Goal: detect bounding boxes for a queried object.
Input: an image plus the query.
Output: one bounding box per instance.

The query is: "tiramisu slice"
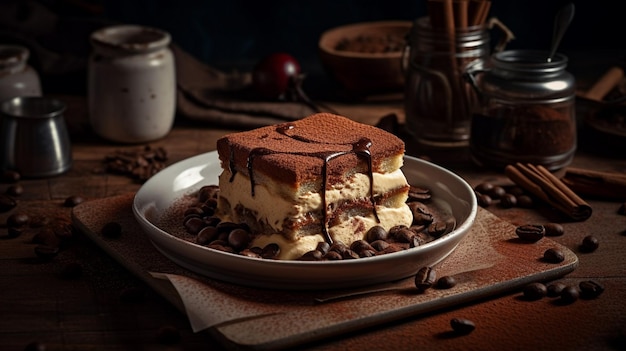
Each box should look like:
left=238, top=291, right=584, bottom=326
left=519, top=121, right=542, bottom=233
left=215, top=113, right=413, bottom=259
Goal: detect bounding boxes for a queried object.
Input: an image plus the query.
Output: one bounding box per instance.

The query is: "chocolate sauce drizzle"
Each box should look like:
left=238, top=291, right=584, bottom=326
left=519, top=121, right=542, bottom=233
left=228, top=122, right=379, bottom=244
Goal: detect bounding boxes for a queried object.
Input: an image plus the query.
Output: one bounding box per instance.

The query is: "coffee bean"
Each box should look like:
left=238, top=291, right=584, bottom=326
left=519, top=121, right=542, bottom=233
left=508, top=186, right=525, bottom=196
left=559, top=285, right=579, bottom=304
left=579, top=280, right=604, bottom=299
left=450, top=318, right=475, bottom=335
left=370, top=239, right=390, bottom=251
left=5, top=184, right=23, bottom=196
left=156, top=325, right=180, bottom=344
left=408, top=185, right=431, bottom=201
left=63, top=195, right=85, bottom=207
left=516, top=195, right=534, bottom=208
left=523, top=282, right=547, bottom=300
left=544, top=223, right=564, bottom=237
left=580, top=235, right=599, bottom=253
left=488, top=185, right=506, bottom=199
left=1, top=170, right=20, bottom=183
left=341, top=249, right=359, bottom=259
left=474, top=182, right=494, bottom=194
left=196, top=226, right=218, bottom=245
left=415, top=266, right=436, bottom=292
left=260, top=243, right=280, bottom=259
left=32, top=228, right=60, bottom=247
left=0, top=193, right=17, bottom=213
left=436, top=275, right=457, bottom=289
left=515, top=224, right=545, bottom=242
left=323, top=250, right=343, bottom=260
left=228, top=228, right=250, bottom=251
left=350, top=239, right=374, bottom=253
left=499, top=193, right=517, bottom=208
left=427, top=221, right=448, bottom=237
left=546, top=282, right=567, bottom=297
left=316, top=241, right=330, bottom=255
left=543, top=248, right=565, bottom=263
left=183, top=216, right=205, bottom=235
left=298, top=250, right=323, bottom=261
left=476, top=192, right=493, bottom=207
left=101, top=221, right=122, bottom=238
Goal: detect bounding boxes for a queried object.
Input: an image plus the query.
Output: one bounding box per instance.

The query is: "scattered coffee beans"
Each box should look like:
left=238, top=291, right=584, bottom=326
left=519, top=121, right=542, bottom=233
left=450, top=318, right=476, bottom=335
left=476, top=192, right=493, bottom=207
left=515, top=224, right=545, bottom=242
left=523, top=282, right=547, bottom=300
left=104, top=145, right=168, bottom=182
left=579, top=280, right=604, bottom=299
left=543, top=248, right=565, bottom=263
left=559, top=285, right=580, bottom=304
left=415, top=266, right=436, bottom=292
left=516, top=195, right=534, bottom=208
left=580, top=235, right=599, bottom=253
left=543, top=223, right=564, bottom=237
left=546, top=282, right=567, bottom=297
left=436, top=275, right=457, bottom=289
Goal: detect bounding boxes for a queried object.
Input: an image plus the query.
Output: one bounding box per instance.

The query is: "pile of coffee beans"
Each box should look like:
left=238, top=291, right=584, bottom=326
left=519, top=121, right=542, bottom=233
left=181, top=185, right=454, bottom=261
left=473, top=182, right=534, bottom=209
left=101, top=145, right=168, bottom=182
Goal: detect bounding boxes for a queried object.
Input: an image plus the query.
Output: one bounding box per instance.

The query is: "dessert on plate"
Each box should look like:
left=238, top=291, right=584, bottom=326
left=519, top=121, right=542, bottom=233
left=215, top=112, right=413, bottom=259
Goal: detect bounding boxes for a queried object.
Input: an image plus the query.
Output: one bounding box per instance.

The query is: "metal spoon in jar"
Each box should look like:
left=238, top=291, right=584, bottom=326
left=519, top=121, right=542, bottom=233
left=548, top=3, right=575, bottom=62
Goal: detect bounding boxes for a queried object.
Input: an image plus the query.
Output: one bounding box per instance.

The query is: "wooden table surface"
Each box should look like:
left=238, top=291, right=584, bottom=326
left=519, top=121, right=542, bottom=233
left=1, top=90, right=625, bottom=351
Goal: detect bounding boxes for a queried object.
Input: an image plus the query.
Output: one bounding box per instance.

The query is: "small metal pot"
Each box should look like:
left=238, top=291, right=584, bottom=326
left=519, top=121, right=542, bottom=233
left=0, top=96, right=72, bottom=177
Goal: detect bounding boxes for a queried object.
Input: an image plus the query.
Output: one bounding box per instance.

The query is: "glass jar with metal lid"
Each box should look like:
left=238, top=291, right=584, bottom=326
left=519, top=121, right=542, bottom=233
left=466, top=49, right=576, bottom=170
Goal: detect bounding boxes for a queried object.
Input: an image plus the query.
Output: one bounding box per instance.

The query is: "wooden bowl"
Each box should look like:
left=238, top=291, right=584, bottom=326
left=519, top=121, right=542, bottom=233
left=318, top=21, right=412, bottom=96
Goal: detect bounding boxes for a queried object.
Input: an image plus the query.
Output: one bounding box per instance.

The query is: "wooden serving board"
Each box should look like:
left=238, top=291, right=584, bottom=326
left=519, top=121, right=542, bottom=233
left=71, top=193, right=578, bottom=350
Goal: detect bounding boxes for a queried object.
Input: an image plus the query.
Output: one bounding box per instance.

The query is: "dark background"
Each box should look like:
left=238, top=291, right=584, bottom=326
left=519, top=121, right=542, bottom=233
left=1, top=0, right=624, bottom=93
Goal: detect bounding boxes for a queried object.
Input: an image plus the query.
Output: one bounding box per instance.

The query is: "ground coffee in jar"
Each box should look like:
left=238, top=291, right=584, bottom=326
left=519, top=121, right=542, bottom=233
left=466, top=50, right=576, bottom=170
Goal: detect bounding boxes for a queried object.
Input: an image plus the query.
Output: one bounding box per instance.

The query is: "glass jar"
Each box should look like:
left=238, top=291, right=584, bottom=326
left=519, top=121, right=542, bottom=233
left=88, top=25, right=176, bottom=143
left=0, top=45, right=42, bottom=102
left=404, top=17, right=512, bottom=147
left=467, top=50, right=576, bottom=170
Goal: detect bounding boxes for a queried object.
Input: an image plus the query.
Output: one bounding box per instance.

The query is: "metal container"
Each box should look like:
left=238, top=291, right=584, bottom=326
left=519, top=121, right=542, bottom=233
left=88, top=25, right=176, bottom=143
left=0, top=97, right=72, bottom=177
left=0, top=45, right=42, bottom=102
left=466, top=49, right=576, bottom=170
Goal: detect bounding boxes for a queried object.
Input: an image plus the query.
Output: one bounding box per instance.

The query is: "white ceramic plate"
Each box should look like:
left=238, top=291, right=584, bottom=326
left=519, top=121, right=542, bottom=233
left=132, top=151, right=477, bottom=290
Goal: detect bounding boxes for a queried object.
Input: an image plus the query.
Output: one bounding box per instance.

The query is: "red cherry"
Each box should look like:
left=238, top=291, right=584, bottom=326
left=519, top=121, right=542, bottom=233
left=252, top=52, right=301, bottom=100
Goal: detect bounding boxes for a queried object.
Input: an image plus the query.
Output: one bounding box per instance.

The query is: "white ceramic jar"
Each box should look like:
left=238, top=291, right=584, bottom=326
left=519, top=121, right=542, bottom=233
left=0, top=45, right=42, bottom=102
left=88, top=25, right=176, bottom=143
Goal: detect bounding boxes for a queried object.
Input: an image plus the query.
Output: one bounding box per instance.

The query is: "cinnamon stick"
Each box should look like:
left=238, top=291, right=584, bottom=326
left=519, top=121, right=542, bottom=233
left=583, top=66, right=624, bottom=102
left=504, top=163, right=592, bottom=221
left=562, top=167, right=626, bottom=200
